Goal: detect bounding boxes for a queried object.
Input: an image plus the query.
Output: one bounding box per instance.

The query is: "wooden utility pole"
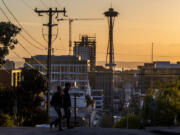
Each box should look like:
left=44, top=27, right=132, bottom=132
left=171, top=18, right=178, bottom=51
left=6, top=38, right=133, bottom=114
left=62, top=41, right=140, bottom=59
left=34, top=8, right=66, bottom=116
left=74, top=94, right=77, bottom=127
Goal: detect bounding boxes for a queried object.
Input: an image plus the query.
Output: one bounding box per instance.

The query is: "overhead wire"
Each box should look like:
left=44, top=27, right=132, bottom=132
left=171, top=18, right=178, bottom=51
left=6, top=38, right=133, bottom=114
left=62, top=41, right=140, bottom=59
left=38, top=0, right=59, bottom=46
left=12, top=50, right=48, bottom=80
left=1, top=1, right=180, bottom=63
left=18, top=42, right=47, bottom=70
left=21, top=0, right=33, bottom=10
left=54, top=0, right=62, bottom=8
left=19, top=0, right=180, bottom=59
left=0, top=4, right=46, bottom=50
left=0, top=4, right=47, bottom=71
left=1, top=0, right=46, bottom=48
left=39, top=0, right=48, bottom=8
left=0, top=6, right=45, bottom=51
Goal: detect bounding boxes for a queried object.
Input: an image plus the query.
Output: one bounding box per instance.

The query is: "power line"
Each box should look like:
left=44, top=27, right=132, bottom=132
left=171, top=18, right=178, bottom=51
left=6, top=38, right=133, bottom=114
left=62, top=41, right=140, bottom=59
left=0, top=4, right=46, bottom=70
left=1, top=3, right=179, bottom=61
left=39, top=0, right=48, bottom=8
left=1, top=4, right=47, bottom=71
left=18, top=41, right=47, bottom=70
left=21, top=0, right=33, bottom=10
left=19, top=33, right=46, bottom=50
left=54, top=0, right=62, bottom=8
left=12, top=51, right=47, bottom=80
left=0, top=6, right=47, bottom=71
left=0, top=4, right=46, bottom=50
left=35, top=7, right=67, bottom=116
left=12, top=50, right=48, bottom=80
left=1, top=0, right=46, bottom=48
left=0, top=5, right=9, bottom=20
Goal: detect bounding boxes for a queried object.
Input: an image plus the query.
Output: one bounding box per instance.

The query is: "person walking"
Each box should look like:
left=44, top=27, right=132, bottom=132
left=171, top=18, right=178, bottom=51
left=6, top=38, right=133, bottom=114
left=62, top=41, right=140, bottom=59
left=50, top=86, right=64, bottom=131
left=63, top=82, right=73, bottom=129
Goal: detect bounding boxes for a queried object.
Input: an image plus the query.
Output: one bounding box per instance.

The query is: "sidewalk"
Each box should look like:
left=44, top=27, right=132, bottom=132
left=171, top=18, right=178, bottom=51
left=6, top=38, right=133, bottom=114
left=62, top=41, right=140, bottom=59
left=146, top=127, right=180, bottom=135
left=0, top=127, right=157, bottom=135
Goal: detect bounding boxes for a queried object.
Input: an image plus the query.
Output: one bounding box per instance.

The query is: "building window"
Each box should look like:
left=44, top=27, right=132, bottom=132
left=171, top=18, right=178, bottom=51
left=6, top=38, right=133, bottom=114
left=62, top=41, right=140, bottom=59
left=58, top=66, right=61, bottom=72
left=64, top=66, right=68, bottom=72
left=70, top=66, right=73, bottom=72
left=61, top=74, right=64, bottom=80
left=61, top=66, right=64, bottom=72
left=74, top=67, right=76, bottom=72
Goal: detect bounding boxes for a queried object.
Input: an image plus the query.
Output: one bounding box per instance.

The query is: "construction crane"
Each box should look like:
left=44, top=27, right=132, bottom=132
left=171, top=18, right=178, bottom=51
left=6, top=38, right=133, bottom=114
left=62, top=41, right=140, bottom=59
left=57, top=18, right=104, bottom=55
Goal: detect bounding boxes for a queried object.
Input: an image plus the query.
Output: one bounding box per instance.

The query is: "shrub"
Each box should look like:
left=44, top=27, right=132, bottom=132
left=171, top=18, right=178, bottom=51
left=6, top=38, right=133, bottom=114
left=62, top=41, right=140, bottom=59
left=100, top=113, right=114, bottom=128
left=23, top=109, right=48, bottom=126
left=114, top=114, right=142, bottom=129
left=0, top=113, right=14, bottom=127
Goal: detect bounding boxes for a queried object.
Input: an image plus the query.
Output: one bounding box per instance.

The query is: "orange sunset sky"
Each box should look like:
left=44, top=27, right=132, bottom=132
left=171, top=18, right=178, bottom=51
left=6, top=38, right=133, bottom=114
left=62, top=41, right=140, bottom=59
left=1, top=0, right=180, bottom=63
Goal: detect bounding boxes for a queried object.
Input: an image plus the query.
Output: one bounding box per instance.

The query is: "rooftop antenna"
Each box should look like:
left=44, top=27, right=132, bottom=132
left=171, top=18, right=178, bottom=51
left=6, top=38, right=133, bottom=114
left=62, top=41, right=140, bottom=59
left=152, top=41, right=154, bottom=63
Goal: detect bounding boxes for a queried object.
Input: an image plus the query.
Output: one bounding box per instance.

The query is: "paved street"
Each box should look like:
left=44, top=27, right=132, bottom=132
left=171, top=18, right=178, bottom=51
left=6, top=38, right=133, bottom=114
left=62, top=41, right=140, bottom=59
left=0, top=127, right=159, bottom=135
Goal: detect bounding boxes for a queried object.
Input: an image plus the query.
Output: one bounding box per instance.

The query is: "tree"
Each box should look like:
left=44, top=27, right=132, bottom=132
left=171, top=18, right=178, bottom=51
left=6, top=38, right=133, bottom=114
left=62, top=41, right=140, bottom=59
left=100, top=113, right=114, bottom=128
left=0, top=84, right=15, bottom=127
left=141, top=79, right=180, bottom=126
left=0, top=113, right=13, bottom=127
left=113, top=114, right=142, bottom=129
left=0, top=22, right=20, bottom=64
left=16, top=68, right=47, bottom=126
left=0, top=88, right=15, bottom=115
left=128, top=95, right=141, bottom=115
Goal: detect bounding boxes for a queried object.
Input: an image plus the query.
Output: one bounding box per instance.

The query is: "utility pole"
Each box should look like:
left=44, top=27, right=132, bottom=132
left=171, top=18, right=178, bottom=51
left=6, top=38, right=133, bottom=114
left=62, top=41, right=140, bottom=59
left=34, top=8, right=66, bottom=116
left=74, top=94, right=77, bottom=127
left=69, top=19, right=73, bottom=55
left=152, top=42, right=154, bottom=63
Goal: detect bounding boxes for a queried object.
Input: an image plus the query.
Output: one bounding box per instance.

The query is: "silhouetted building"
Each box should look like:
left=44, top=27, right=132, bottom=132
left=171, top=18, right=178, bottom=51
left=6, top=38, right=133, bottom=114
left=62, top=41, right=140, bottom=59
left=89, top=66, right=113, bottom=111
left=0, top=59, right=15, bottom=70
left=74, top=35, right=96, bottom=71
left=25, top=55, right=89, bottom=90
left=0, top=70, right=11, bottom=88
left=138, top=61, right=180, bottom=95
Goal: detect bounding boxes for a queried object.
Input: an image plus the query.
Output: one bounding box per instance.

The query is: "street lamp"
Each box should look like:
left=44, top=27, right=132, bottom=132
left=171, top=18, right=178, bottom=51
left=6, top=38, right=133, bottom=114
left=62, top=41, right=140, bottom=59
left=125, top=101, right=129, bottom=129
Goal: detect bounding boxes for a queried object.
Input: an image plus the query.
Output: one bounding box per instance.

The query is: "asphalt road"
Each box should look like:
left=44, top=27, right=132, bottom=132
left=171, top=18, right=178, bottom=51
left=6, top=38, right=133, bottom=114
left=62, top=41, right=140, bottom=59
left=0, top=127, right=159, bottom=135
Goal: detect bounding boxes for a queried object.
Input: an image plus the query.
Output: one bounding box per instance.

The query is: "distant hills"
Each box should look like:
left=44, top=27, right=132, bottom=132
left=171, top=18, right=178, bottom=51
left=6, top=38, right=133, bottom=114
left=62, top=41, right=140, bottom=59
left=96, top=61, right=145, bottom=70
left=15, top=61, right=145, bottom=70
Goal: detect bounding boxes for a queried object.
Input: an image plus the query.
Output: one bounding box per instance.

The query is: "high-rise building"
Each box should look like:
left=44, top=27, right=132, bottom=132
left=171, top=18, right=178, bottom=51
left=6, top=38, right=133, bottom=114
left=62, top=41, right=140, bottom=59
left=89, top=66, right=113, bottom=111
left=74, top=35, right=96, bottom=71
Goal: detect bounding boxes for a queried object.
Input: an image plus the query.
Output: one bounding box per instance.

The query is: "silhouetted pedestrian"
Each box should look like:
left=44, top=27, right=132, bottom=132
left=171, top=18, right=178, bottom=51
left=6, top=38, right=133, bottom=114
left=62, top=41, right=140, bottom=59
left=50, top=86, right=64, bottom=131
left=63, top=82, right=73, bottom=129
